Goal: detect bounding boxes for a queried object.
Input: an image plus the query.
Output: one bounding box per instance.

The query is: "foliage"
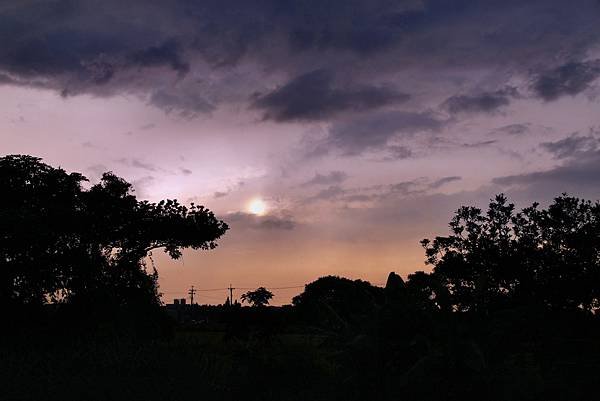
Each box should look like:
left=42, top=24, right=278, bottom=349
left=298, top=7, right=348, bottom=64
left=0, top=154, right=229, bottom=308
left=419, top=193, right=600, bottom=313
left=241, top=287, right=274, bottom=307
left=292, top=276, right=384, bottom=330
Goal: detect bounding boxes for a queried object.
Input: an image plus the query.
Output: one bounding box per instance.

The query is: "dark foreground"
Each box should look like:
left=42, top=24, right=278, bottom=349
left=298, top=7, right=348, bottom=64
left=2, top=306, right=600, bottom=401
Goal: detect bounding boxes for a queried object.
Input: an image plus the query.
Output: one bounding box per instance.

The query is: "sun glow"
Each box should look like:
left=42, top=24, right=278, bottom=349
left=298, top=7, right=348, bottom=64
left=248, top=198, right=267, bottom=215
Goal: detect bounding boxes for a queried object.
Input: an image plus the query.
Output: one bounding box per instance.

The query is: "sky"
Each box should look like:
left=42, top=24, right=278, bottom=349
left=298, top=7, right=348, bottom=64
left=3, top=0, right=600, bottom=304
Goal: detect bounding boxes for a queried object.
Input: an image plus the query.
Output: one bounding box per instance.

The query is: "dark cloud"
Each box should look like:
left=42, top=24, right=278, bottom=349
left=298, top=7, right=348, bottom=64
left=225, top=212, right=296, bottom=230
left=213, top=191, right=229, bottom=198
left=302, top=171, right=348, bottom=186
left=130, top=40, right=189, bottom=76
left=384, top=145, right=413, bottom=160
left=342, top=194, right=374, bottom=203
left=389, top=179, right=422, bottom=196
left=310, top=185, right=346, bottom=201
left=462, top=140, right=497, bottom=148
left=491, top=123, right=531, bottom=136
left=0, top=0, right=600, bottom=115
left=533, top=60, right=600, bottom=101
left=149, top=88, right=214, bottom=117
left=117, top=158, right=158, bottom=172
left=540, top=133, right=598, bottom=159
left=0, top=72, right=15, bottom=84
left=444, top=88, right=517, bottom=114
left=1, top=0, right=600, bottom=116
left=259, top=217, right=296, bottom=230
left=253, top=69, right=409, bottom=122
left=493, top=150, right=600, bottom=198
left=307, top=176, right=461, bottom=204
left=429, top=176, right=462, bottom=189
left=390, top=176, right=460, bottom=195
left=325, top=111, right=444, bottom=156
left=180, top=168, right=193, bottom=175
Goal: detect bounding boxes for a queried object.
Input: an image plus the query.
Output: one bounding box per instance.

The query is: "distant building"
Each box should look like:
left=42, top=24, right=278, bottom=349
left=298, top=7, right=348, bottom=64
left=164, top=298, right=189, bottom=322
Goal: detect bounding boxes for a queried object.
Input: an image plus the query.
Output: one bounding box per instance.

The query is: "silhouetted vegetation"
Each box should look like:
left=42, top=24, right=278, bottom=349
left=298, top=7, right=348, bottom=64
left=2, top=156, right=600, bottom=400
left=0, top=155, right=228, bottom=336
left=418, top=194, right=600, bottom=313
left=241, top=287, right=274, bottom=307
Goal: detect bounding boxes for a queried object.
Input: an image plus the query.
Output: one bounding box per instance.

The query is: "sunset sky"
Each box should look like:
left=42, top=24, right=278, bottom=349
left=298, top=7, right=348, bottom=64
left=3, top=0, right=600, bottom=304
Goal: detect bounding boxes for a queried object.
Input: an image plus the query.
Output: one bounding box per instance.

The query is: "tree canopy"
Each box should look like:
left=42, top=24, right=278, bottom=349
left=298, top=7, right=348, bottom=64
left=0, top=154, right=229, bottom=307
left=417, top=194, right=600, bottom=313
left=241, top=287, right=274, bottom=307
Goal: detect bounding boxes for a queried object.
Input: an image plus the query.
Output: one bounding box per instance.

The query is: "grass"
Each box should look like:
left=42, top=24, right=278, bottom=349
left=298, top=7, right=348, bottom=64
left=0, top=330, right=346, bottom=401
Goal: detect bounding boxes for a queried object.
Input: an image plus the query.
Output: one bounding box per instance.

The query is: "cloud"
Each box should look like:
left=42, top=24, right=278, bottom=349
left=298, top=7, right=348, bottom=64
left=149, top=88, right=214, bottom=118
left=302, top=171, right=348, bottom=186
left=444, top=88, right=517, bottom=114
left=306, top=176, right=461, bottom=204
left=1, top=0, right=600, bottom=120
left=259, top=217, right=296, bottom=230
left=213, top=191, right=229, bottom=198
left=212, top=180, right=245, bottom=199
left=493, top=150, right=600, bottom=198
left=253, top=69, right=409, bottom=122
left=429, top=176, right=462, bottom=189
left=384, top=145, right=413, bottom=160
left=117, top=158, right=159, bottom=172
left=130, top=39, right=189, bottom=76
left=0, top=72, right=15, bottom=84
left=225, top=212, right=296, bottom=230
left=540, top=133, right=599, bottom=159
left=390, top=176, right=461, bottom=194
left=532, top=59, right=600, bottom=101
left=324, top=110, right=444, bottom=156
left=491, top=123, right=531, bottom=136
left=461, top=140, right=497, bottom=148
left=310, top=185, right=347, bottom=201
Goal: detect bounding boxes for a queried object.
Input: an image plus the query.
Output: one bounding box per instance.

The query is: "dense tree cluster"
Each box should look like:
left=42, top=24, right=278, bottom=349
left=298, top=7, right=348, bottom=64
left=0, top=155, right=228, bottom=308
left=284, top=196, right=600, bottom=400
left=416, top=194, right=600, bottom=313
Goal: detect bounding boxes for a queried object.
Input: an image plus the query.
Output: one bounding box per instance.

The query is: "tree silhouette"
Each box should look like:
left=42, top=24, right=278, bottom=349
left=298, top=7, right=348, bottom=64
left=0, top=155, right=229, bottom=307
left=419, top=193, right=600, bottom=313
left=292, top=276, right=383, bottom=329
left=241, top=287, right=273, bottom=307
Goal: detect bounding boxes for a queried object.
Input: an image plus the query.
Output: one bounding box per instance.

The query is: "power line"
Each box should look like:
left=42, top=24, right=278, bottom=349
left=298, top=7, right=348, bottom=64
left=162, top=282, right=387, bottom=293
left=161, top=281, right=388, bottom=299
left=236, top=285, right=305, bottom=290
left=188, top=285, right=196, bottom=305
left=162, top=285, right=305, bottom=293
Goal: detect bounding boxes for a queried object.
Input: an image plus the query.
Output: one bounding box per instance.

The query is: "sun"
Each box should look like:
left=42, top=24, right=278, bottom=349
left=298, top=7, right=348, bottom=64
left=248, top=198, right=267, bottom=215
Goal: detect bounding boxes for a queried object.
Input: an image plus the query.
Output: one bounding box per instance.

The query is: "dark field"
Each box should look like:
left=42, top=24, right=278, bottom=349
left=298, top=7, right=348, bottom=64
left=2, top=307, right=600, bottom=401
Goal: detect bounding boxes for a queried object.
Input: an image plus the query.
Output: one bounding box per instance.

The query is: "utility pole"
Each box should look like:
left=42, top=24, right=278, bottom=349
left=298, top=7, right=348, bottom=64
left=188, top=285, right=196, bottom=305
left=228, top=284, right=235, bottom=305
